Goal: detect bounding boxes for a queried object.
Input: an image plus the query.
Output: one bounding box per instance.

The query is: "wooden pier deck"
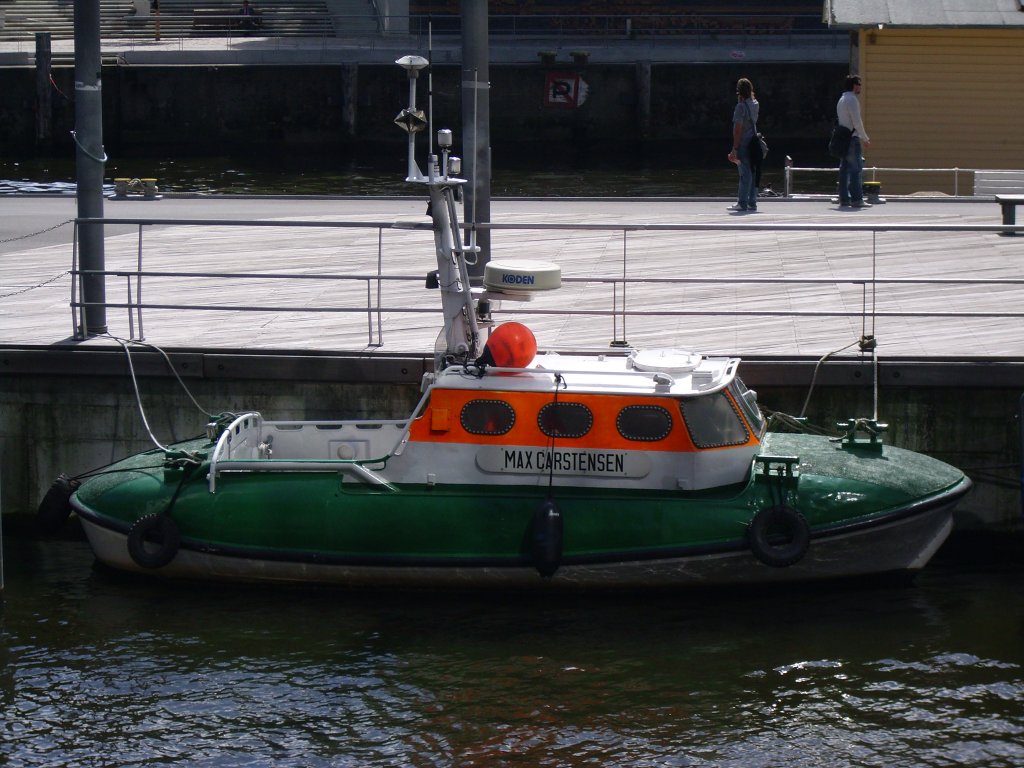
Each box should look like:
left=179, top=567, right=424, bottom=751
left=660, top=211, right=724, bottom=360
left=2, top=194, right=1022, bottom=361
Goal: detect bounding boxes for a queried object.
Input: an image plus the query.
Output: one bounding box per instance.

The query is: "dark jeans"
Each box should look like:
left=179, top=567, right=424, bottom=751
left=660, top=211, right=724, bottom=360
left=838, top=137, right=864, bottom=205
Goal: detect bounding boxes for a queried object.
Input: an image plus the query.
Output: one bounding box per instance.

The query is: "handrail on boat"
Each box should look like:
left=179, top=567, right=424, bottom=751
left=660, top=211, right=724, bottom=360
left=210, top=459, right=398, bottom=491
left=463, top=361, right=737, bottom=394
left=208, top=411, right=264, bottom=490
left=204, top=396, right=439, bottom=492
left=207, top=412, right=399, bottom=492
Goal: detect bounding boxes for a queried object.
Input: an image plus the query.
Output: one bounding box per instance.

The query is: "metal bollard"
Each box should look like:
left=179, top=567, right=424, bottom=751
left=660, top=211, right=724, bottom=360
left=863, top=181, right=884, bottom=204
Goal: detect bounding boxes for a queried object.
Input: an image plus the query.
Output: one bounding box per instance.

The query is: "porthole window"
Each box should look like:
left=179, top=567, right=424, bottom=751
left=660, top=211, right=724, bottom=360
left=616, top=405, right=673, bottom=442
left=461, top=399, right=516, bottom=436
left=679, top=393, right=750, bottom=448
left=538, top=402, right=593, bottom=439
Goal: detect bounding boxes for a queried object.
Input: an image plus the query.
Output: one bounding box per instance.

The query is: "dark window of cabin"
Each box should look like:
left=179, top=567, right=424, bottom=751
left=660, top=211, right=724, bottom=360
left=616, top=405, right=673, bottom=442
left=679, top=393, right=750, bottom=448
left=461, top=399, right=516, bottom=436
left=538, top=402, right=593, bottom=438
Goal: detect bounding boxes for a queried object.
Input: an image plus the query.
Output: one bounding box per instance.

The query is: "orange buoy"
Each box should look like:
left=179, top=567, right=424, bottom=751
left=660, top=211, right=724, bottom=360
left=480, top=322, right=537, bottom=368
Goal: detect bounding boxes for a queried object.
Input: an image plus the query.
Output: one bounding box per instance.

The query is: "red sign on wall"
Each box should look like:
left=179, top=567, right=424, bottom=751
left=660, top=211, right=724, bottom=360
left=543, top=72, right=589, bottom=109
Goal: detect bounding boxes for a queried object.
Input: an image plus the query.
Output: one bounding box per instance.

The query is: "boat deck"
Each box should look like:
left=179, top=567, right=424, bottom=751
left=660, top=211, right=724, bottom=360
left=1, top=195, right=1022, bottom=360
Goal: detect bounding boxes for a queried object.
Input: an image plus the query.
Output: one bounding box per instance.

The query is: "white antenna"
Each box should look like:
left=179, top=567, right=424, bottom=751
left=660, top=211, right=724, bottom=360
left=471, top=66, right=478, bottom=226
left=428, top=21, right=434, bottom=158
left=394, top=54, right=430, bottom=182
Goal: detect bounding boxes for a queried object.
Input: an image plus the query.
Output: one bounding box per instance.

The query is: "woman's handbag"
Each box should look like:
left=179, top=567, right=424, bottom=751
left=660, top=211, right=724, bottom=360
left=828, top=123, right=853, bottom=159
left=756, top=132, right=769, bottom=161
left=745, top=102, right=768, bottom=161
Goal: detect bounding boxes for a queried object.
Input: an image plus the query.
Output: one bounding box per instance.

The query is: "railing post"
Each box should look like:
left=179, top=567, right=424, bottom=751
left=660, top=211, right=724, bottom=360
left=136, top=223, right=145, bottom=340
left=126, top=275, right=136, bottom=340
left=70, top=221, right=82, bottom=339
left=610, top=228, right=629, bottom=347
left=368, top=226, right=383, bottom=347
left=784, top=155, right=792, bottom=197
left=365, top=279, right=374, bottom=346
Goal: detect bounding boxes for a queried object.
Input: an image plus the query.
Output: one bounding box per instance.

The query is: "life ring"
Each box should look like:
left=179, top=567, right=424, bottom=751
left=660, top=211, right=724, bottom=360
left=747, top=505, right=810, bottom=568
left=127, top=514, right=180, bottom=569
left=37, top=473, right=79, bottom=534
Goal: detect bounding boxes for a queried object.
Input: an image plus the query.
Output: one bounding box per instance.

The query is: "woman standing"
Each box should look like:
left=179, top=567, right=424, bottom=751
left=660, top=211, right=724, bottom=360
left=727, top=78, right=759, bottom=212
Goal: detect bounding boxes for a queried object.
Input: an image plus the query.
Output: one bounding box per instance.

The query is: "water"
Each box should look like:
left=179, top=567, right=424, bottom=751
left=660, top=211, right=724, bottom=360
left=2, top=533, right=1022, bottom=767
left=0, top=150, right=835, bottom=198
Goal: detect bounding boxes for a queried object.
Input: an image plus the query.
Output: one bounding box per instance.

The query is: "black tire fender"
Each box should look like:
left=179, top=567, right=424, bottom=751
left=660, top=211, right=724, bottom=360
left=127, top=514, right=180, bottom=569
left=748, top=505, right=810, bottom=568
left=37, top=473, right=79, bottom=534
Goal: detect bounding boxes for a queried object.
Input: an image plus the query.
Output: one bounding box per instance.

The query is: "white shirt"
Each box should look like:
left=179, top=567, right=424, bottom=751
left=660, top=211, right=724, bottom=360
left=837, top=90, right=869, bottom=143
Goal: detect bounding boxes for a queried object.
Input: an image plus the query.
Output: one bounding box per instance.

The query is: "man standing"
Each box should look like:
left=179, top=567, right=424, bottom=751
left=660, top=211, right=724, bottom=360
left=837, top=74, right=871, bottom=208
left=238, top=0, right=260, bottom=34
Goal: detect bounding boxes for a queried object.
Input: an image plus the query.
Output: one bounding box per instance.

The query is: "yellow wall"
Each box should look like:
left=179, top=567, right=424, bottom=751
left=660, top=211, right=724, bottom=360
left=857, top=28, right=1024, bottom=194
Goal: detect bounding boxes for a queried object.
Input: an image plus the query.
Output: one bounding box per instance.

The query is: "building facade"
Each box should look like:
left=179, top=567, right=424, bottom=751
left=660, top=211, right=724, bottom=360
left=825, top=0, right=1024, bottom=193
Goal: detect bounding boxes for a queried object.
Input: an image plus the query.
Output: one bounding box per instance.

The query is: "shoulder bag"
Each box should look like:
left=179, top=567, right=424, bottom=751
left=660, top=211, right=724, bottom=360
left=828, top=122, right=853, bottom=159
left=745, top=101, right=769, bottom=162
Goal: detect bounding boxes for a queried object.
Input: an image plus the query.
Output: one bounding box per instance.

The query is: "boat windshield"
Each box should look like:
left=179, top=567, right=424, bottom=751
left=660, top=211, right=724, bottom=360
left=678, top=392, right=750, bottom=449
left=729, top=377, right=765, bottom=436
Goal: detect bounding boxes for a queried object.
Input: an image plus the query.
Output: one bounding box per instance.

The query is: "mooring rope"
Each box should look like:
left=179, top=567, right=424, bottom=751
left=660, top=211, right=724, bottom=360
left=798, top=338, right=862, bottom=419
left=104, top=335, right=220, bottom=453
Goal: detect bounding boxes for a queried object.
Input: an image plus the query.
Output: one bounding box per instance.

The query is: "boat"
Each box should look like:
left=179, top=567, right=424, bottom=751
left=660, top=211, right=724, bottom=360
left=44, top=72, right=972, bottom=589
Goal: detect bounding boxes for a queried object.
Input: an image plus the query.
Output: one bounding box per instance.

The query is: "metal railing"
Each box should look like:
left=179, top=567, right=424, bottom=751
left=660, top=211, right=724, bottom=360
left=70, top=216, right=1024, bottom=348
left=0, top=11, right=838, bottom=44
left=783, top=159, right=1024, bottom=198
left=120, top=11, right=338, bottom=41
left=0, top=11, right=344, bottom=43
left=407, top=13, right=835, bottom=40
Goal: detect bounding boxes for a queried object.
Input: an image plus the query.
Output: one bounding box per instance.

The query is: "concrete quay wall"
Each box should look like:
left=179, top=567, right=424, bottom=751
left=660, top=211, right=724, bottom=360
left=2, top=60, right=846, bottom=156
left=1, top=349, right=1020, bottom=534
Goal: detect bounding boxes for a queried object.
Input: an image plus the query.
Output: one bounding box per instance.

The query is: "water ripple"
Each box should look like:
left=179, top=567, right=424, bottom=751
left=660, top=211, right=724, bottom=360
left=1, top=538, right=1023, bottom=766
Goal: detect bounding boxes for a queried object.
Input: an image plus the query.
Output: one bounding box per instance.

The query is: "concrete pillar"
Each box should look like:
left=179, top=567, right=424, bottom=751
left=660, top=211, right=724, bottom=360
left=73, top=0, right=108, bottom=335
left=341, top=64, right=358, bottom=140
left=35, top=33, right=52, bottom=146
left=636, top=61, right=651, bottom=143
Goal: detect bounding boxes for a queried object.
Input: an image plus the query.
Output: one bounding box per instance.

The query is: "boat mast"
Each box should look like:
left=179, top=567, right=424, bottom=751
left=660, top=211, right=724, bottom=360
left=395, top=56, right=482, bottom=370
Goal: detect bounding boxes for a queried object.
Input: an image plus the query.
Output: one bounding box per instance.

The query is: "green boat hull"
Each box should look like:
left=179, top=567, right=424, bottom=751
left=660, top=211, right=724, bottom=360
left=68, top=431, right=971, bottom=587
